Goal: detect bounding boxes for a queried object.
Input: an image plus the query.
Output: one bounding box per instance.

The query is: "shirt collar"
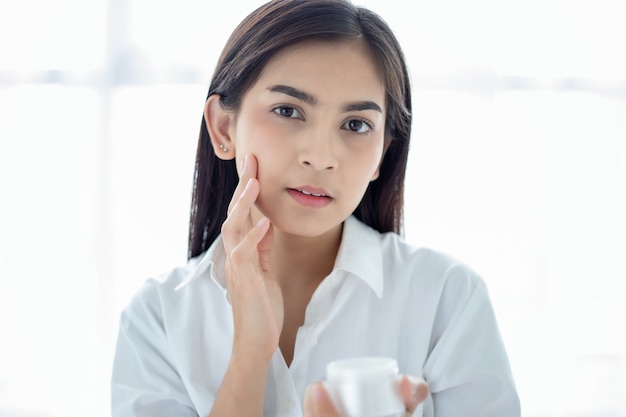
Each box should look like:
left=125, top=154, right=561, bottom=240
left=174, top=236, right=226, bottom=291
left=176, top=216, right=384, bottom=297
left=334, top=216, right=384, bottom=297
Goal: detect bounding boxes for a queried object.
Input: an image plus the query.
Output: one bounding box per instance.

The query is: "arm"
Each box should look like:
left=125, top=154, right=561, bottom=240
left=112, top=155, right=281, bottom=417
left=111, top=282, right=197, bottom=417
left=423, top=266, right=521, bottom=416
left=208, top=154, right=283, bottom=417
left=207, top=351, right=272, bottom=417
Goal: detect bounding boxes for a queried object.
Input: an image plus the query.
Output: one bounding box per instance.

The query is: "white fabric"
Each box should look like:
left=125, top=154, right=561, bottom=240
left=111, top=216, right=520, bottom=416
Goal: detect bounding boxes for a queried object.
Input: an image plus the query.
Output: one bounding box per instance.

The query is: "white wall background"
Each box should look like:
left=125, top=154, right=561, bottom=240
left=1, top=0, right=625, bottom=416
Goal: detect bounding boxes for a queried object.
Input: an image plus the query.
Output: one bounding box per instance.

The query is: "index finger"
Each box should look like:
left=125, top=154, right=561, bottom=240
left=227, top=154, right=258, bottom=215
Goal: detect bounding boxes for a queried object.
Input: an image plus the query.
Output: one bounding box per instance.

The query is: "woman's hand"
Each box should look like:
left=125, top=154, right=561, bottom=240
left=303, top=376, right=429, bottom=417
left=221, top=154, right=283, bottom=361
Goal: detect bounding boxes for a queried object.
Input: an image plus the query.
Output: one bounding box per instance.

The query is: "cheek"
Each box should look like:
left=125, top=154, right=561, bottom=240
left=350, top=138, right=385, bottom=180
left=235, top=114, right=285, bottom=180
left=236, top=113, right=274, bottom=152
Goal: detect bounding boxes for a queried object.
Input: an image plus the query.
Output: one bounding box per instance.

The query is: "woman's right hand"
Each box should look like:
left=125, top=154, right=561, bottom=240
left=304, top=376, right=429, bottom=417
left=221, top=154, right=284, bottom=361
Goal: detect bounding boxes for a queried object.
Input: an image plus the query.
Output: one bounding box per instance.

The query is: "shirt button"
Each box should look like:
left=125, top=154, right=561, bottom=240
left=283, top=398, right=295, bottom=411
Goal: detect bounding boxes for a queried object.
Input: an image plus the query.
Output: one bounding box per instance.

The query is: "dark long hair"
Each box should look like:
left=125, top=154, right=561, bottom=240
left=188, top=0, right=412, bottom=259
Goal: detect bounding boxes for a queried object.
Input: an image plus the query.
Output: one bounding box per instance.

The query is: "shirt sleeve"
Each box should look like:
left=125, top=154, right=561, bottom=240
left=421, top=264, right=521, bottom=417
left=111, top=280, right=198, bottom=417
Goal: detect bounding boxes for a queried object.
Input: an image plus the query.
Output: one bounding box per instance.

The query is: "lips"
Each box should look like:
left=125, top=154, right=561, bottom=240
left=287, top=186, right=333, bottom=208
left=293, top=186, right=330, bottom=197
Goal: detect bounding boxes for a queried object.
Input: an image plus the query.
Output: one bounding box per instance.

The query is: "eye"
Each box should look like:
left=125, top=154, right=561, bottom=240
left=272, top=105, right=303, bottom=119
left=342, top=118, right=372, bottom=134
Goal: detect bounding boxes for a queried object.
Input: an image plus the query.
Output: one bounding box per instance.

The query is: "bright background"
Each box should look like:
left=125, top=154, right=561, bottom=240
left=1, top=0, right=625, bottom=416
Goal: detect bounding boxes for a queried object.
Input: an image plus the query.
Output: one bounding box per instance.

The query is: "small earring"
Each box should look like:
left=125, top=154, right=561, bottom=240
left=219, top=144, right=228, bottom=152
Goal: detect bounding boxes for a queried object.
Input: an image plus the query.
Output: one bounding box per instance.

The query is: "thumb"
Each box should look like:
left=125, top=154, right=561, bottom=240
left=304, top=382, right=341, bottom=417
left=401, top=375, right=429, bottom=415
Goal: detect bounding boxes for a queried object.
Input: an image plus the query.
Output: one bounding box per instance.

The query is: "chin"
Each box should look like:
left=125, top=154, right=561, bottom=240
left=267, top=212, right=344, bottom=239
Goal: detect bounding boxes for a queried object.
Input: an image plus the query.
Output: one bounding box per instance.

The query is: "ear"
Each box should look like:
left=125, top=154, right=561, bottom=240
left=204, top=94, right=236, bottom=160
left=370, top=136, right=392, bottom=181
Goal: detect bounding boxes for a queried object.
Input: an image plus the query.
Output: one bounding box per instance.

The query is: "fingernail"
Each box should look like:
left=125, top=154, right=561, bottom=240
left=242, top=155, right=248, bottom=172
left=256, top=217, right=268, bottom=227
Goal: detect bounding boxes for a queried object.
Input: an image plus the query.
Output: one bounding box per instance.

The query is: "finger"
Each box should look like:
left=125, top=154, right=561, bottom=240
left=221, top=177, right=259, bottom=247
left=227, top=154, right=258, bottom=215
left=229, top=216, right=271, bottom=266
left=226, top=176, right=259, bottom=224
left=303, top=383, right=317, bottom=416
left=400, top=375, right=429, bottom=415
left=257, top=220, right=274, bottom=273
left=303, top=382, right=341, bottom=417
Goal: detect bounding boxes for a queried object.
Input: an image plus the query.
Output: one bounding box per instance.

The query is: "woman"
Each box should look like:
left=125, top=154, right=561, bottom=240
left=111, top=1, right=520, bottom=416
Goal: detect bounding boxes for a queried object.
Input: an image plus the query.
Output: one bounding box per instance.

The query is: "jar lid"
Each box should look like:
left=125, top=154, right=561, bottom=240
left=326, top=357, right=399, bottom=382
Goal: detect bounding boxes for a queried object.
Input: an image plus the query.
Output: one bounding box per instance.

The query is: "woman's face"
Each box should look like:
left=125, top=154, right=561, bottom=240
left=231, top=40, right=386, bottom=238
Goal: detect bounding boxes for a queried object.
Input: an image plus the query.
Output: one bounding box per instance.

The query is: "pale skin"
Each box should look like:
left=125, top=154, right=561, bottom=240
left=204, top=39, right=429, bottom=416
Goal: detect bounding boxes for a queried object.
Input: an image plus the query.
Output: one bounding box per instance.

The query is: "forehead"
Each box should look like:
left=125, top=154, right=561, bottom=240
left=251, top=40, right=386, bottom=103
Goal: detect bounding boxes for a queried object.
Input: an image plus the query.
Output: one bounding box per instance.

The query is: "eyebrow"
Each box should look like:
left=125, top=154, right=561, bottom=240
left=267, top=84, right=382, bottom=113
left=268, top=85, right=317, bottom=106
left=343, top=101, right=383, bottom=113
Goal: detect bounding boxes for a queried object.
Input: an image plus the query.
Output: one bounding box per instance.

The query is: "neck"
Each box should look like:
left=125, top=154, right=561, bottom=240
left=271, top=223, right=343, bottom=290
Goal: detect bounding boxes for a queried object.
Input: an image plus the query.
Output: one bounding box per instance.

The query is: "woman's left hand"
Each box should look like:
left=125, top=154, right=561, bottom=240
left=303, top=375, right=429, bottom=416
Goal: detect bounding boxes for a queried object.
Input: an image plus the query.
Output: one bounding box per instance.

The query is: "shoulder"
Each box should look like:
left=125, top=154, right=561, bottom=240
left=376, top=230, right=491, bottom=329
left=346, top=217, right=485, bottom=303
left=118, top=257, right=204, bottom=326
left=378, top=228, right=484, bottom=293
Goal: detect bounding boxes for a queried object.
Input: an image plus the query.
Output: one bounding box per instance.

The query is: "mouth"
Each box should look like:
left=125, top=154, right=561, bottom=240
left=287, top=186, right=333, bottom=208
left=294, top=188, right=329, bottom=198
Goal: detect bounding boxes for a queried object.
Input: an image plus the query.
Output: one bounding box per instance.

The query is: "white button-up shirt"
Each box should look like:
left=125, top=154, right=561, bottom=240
left=111, top=216, right=520, bottom=416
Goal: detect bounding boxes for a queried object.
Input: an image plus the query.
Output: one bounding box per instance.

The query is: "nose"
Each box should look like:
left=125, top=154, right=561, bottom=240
left=297, top=125, right=339, bottom=172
